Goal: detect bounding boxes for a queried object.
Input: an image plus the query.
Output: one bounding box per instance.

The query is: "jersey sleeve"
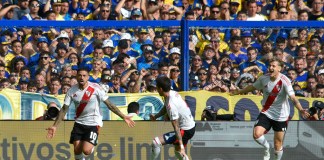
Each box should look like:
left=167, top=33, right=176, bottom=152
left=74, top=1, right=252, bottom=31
left=253, top=76, right=263, bottom=90
left=64, top=89, right=72, bottom=106
left=97, top=85, right=109, bottom=101
left=167, top=102, right=179, bottom=121
left=284, top=80, right=295, bottom=96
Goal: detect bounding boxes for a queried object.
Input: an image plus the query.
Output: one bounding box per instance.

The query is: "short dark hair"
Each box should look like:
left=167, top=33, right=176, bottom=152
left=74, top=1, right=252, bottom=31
left=77, top=68, right=90, bottom=74
left=156, top=75, right=171, bottom=92
left=127, top=102, right=140, bottom=113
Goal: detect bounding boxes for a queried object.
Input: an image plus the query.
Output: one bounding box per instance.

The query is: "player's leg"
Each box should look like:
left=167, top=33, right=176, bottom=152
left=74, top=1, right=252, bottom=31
left=151, top=135, right=165, bottom=160
left=73, top=140, right=84, bottom=160
left=272, top=120, right=287, bottom=160
left=82, top=125, right=99, bottom=156
left=70, top=123, right=85, bottom=160
left=253, top=113, right=271, bottom=160
left=273, top=131, right=285, bottom=160
left=174, top=127, right=195, bottom=160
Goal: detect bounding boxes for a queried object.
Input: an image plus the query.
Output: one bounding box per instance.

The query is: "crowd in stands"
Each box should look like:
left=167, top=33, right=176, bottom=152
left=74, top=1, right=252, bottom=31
left=0, top=0, right=323, bottom=100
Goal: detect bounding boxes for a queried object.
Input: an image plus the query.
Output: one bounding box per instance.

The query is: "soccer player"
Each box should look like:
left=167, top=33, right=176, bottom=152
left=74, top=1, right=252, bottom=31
left=46, top=68, right=135, bottom=160
left=232, top=58, right=309, bottom=160
left=150, top=76, right=195, bottom=160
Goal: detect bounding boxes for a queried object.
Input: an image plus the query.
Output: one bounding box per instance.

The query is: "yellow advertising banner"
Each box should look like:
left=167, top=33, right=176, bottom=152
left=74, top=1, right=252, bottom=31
left=0, top=121, right=185, bottom=160
left=0, top=89, right=321, bottom=121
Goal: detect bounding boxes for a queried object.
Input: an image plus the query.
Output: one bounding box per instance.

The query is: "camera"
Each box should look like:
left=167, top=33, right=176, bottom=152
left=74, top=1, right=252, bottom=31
left=201, top=106, right=235, bottom=121
left=44, top=105, right=60, bottom=120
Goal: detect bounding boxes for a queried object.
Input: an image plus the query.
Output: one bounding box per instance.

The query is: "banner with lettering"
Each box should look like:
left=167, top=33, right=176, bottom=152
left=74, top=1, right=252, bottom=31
left=0, top=89, right=319, bottom=120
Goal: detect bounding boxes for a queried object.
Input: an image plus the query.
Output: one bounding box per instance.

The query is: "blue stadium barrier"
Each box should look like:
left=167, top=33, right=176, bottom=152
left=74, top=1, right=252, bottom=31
left=1, top=20, right=323, bottom=91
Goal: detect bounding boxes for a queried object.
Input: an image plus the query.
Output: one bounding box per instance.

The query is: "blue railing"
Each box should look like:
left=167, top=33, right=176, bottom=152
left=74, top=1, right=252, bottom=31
left=1, top=20, right=323, bottom=90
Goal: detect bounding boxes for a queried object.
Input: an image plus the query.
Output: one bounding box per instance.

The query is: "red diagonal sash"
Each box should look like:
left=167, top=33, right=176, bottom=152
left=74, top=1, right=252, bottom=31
left=262, top=80, right=282, bottom=112
left=75, top=86, right=95, bottom=119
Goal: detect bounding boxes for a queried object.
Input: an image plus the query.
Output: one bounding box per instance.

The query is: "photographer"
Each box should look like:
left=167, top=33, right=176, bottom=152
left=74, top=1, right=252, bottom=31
left=201, top=106, right=235, bottom=121
left=35, top=102, right=60, bottom=120
left=308, top=101, right=324, bottom=120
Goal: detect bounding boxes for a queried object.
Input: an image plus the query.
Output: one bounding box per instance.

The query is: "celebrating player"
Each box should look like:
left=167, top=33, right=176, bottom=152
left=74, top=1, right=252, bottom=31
left=46, top=68, right=135, bottom=160
left=150, top=76, right=195, bottom=160
left=232, top=58, right=309, bottom=160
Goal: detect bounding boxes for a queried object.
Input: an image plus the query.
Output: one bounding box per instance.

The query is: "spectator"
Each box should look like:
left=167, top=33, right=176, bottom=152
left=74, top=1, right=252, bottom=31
left=11, top=40, right=28, bottom=65
left=272, top=48, right=293, bottom=74
left=239, top=47, right=267, bottom=73
left=8, top=72, right=19, bottom=87
left=308, top=35, right=321, bottom=54
left=209, top=5, right=221, bottom=20
left=228, top=36, right=247, bottom=67
left=315, top=84, right=324, bottom=98
left=137, top=44, right=159, bottom=70
left=229, top=0, right=240, bottom=19
left=270, top=0, right=297, bottom=20
left=294, top=57, right=308, bottom=89
left=258, top=39, right=273, bottom=64
left=61, top=64, right=73, bottom=78
left=317, top=69, right=324, bottom=85
left=0, top=4, right=19, bottom=20
left=109, top=74, right=126, bottom=93
left=72, top=35, right=84, bottom=55
left=61, top=83, right=71, bottom=94
left=252, top=28, right=268, bottom=52
left=71, top=0, right=98, bottom=20
left=274, top=6, right=291, bottom=21
left=102, top=39, right=115, bottom=58
left=309, top=0, right=323, bottom=20
left=21, top=0, right=41, bottom=20
left=297, top=28, right=308, bottom=45
left=247, top=0, right=266, bottom=21
left=35, top=73, right=49, bottom=94
left=285, top=30, right=299, bottom=57
left=297, top=9, right=309, bottom=21
left=68, top=53, right=80, bottom=76
left=61, top=76, right=71, bottom=86
left=17, top=77, right=29, bottom=91
left=201, top=44, right=218, bottom=69
left=88, top=58, right=103, bottom=83
left=99, top=68, right=112, bottom=93
left=20, top=66, right=31, bottom=79
left=152, top=35, right=168, bottom=60
left=169, top=65, right=181, bottom=91
left=131, top=28, right=153, bottom=54
left=306, top=52, right=317, bottom=76
left=61, top=0, right=72, bottom=20
left=168, top=47, right=181, bottom=66
left=305, top=76, right=318, bottom=97
left=115, top=0, right=135, bottom=20
left=202, top=5, right=210, bottom=18
left=10, top=57, right=26, bottom=73
left=241, top=30, right=253, bottom=53
left=12, top=0, right=30, bottom=20
left=30, top=51, right=51, bottom=78
left=219, top=2, right=230, bottom=20
left=48, top=77, right=61, bottom=96
left=27, top=80, right=37, bottom=92
left=0, top=78, right=11, bottom=90
left=296, top=44, right=308, bottom=59
left=236, top=10, right=247, bottom=20
left=82, top=45, right=112, bottom=70
left=23, top=28, right=43, bottom=58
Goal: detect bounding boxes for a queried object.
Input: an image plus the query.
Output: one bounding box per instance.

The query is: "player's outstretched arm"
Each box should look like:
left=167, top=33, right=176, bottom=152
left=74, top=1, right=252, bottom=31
left=231, top=85, right=256, bottom=95
left=104, top=99, right=135, bottom=127
left=151, top=96, right=169, bottom=120
left=46, top=104, right=69, bottom=139
left=290, top=94, right=310, bottom=119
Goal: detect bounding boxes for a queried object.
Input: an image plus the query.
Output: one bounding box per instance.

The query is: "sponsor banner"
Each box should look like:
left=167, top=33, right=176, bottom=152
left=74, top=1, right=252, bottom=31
left=0, top=121, right=323, bottom=160
left=0, top=89, right=320, bottom=120
left=0, top=121, right=183, bottom=160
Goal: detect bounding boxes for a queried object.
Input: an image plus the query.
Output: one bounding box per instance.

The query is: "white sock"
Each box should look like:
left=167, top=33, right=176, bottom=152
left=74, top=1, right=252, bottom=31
left=274, top=147, right=283, bottom=160
left=175, top=151, right=189, bottom=160
left=75, top=153, right=85, bottom=160
left=255, top=135, right=270, bottom=149
left=151, top=137, right=162, bottom=160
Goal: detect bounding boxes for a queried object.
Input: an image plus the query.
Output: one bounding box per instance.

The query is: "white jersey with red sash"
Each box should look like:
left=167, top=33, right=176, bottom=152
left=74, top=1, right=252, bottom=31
left=64, top=82, right=108, bottom=127
left=167, top=90, right=195, bottom=130
left=253, top=73, right=295, bottom=121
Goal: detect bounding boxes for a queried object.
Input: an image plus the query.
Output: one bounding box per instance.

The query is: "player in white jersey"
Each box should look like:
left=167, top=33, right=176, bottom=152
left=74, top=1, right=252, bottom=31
left=150, top=76, right=195, bottom=160
left=46, top=68, right=135, bottom=160
left=232, top=58, right=309, bottom=160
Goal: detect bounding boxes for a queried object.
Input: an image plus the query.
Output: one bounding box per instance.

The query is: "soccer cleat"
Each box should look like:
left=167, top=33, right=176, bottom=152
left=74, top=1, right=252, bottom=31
left=264, top=148, right=270, bottom=160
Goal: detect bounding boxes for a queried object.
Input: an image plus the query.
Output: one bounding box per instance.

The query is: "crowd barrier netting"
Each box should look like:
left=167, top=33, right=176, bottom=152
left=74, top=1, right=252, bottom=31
left=0, top=20, right=323, bottom=120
